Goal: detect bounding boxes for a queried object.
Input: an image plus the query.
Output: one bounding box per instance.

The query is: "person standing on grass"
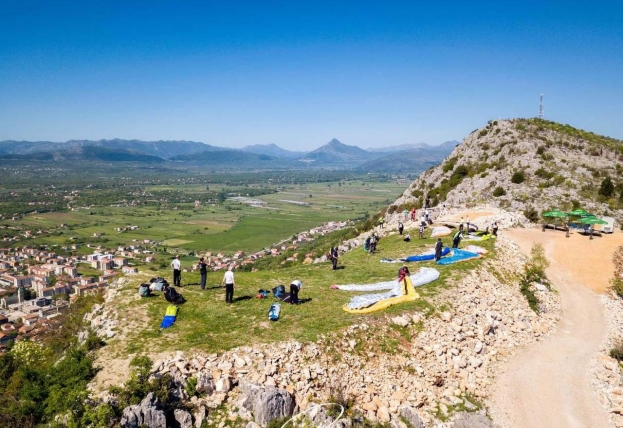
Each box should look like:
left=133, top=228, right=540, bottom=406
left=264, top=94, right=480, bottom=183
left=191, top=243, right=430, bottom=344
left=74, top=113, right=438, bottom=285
left=330, top=246, right=339, bottom=270
left=466, top=215, right=471, bottom=233
left=222, top=266, right=235, bottom=303
left=419, top=222, right=425, bottom=239
left=435, top=238, right=444, bottom=261
left=171, top=255, right=181, bottom=287
left=398, top=221, right=404, bottom=235
left=452, top=230, right=463, bottom=249
left=199, top=257, right=208, bottom=290
left=459, top=216, right=464, bottom=233
left=290, top=279, right=302, bottom=304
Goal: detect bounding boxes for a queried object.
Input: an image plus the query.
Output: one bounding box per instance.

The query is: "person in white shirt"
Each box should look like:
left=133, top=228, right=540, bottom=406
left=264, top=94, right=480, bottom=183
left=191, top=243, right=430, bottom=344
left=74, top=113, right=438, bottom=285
left=222, top=266, right=235, bottom=303
left=290, top=279, right=302, bottom=305
left=170, top=255, right=181, bottom=287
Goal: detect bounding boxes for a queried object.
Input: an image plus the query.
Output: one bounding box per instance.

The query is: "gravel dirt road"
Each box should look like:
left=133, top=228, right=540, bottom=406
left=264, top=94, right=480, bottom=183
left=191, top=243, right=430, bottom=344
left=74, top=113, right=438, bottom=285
left=489, top=228, right=622, bottom=428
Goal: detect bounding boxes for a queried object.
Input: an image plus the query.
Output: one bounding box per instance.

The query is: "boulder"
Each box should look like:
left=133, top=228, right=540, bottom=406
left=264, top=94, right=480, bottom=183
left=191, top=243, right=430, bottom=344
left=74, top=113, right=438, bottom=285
left=392, top=316, right=410, bottom=327
left=120, top=393, right=167, bottom=428
left=173, top=409, right=193, bottom=428
left=238, top=380, right=295, bottom=426
left=452, top=412, right=496, bottom=428
left=400, top=406, right=425, bottom=428
left=194, top=405, right=207, bottom=428
left=196, top=372, right=215, bottom=395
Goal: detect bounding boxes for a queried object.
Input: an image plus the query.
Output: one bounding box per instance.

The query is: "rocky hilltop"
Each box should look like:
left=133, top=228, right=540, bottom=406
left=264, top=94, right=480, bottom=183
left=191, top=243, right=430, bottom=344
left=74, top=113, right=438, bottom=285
left=394, top=118, right=623, bottom=224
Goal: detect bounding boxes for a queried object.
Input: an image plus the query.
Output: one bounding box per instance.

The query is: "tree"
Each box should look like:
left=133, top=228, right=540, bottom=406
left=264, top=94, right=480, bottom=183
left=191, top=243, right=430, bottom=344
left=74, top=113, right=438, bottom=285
left=599, top=176, right=614, bottom=197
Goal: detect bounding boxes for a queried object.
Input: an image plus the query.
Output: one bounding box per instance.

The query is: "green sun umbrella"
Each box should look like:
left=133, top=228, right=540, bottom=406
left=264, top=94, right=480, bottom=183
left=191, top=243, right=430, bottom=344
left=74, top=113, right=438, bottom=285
left=566, top=209, right=591, bottom=218
left=542, top=210, right=567, bottom=218
left=578, top=216, right=608, bottom=225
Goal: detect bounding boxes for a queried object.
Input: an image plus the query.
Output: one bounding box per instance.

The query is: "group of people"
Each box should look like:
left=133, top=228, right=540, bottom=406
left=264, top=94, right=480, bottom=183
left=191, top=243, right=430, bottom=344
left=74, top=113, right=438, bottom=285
left=170, top=256, right=304, bottom=305
left=364, top=232, right=380, bottom=254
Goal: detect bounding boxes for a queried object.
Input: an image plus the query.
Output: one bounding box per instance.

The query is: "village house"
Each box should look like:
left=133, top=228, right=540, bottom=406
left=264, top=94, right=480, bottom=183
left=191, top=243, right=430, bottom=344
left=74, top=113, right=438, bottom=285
left=113, top=257, right=127, bottom=268
left=99, top=272, right=117, bottom=283
left=122, top=266, right=138, bottom=274
left=75, top=281, right=107, bottom=297
left=42, top=283, right=71, bottom=298
left=22, top=313, right=39, bottom=326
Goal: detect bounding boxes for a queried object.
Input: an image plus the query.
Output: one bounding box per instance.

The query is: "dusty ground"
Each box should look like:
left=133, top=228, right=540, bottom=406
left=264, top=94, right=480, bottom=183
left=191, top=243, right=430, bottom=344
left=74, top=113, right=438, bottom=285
left=489, top=228, right=623, bottom=428
left=443, top=210, right=495, bottom=222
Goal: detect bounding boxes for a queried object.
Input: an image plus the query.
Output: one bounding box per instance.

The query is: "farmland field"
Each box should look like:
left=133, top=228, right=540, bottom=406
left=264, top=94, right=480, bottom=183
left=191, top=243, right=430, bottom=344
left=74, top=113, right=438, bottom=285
left=1, top=175, right=408, bottom=254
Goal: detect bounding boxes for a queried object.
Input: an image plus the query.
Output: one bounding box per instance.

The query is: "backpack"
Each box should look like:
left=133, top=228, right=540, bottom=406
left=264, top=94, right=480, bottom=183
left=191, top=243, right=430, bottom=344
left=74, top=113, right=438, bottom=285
left=164, top=286, right=186, bottom=304
left=273, top=285, right=286, bottom=299
left=150, top=277, right=169, bottom=291
left=138, top=284, right=151, bottom=297
left=268, top=303, right=281, bottom=321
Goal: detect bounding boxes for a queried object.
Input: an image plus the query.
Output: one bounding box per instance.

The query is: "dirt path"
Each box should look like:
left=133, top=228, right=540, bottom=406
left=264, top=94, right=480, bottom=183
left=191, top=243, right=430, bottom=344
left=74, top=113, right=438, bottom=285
left=490, top=228, right=623, bottom=428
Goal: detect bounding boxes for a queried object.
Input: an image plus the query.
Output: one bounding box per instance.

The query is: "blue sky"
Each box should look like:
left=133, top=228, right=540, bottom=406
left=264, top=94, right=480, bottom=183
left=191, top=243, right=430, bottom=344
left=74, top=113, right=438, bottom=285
left=1, top=1, right=622, bottom=150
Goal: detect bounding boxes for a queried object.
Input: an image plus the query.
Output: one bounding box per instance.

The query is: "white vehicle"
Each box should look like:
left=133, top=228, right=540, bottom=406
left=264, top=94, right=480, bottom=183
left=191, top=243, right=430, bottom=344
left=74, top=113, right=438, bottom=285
left=602, top=216, right=615, bottom=234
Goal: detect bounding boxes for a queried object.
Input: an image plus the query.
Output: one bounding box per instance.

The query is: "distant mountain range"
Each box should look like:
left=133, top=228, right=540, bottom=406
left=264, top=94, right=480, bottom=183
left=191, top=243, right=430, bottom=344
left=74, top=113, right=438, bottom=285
left=241, top=143, right=305, bottom=159
left=0, top=137, right=457, bottom=173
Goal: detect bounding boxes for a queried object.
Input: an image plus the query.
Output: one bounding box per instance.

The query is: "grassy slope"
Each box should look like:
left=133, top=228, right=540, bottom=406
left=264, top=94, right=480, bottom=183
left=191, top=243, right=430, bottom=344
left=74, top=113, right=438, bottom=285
left=110, top=229, right=495, bottom=357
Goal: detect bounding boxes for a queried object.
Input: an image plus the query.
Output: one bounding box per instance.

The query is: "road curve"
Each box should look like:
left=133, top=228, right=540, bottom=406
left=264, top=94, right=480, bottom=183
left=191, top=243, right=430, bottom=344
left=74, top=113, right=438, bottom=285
left=489, top=229, right=611, bottom=428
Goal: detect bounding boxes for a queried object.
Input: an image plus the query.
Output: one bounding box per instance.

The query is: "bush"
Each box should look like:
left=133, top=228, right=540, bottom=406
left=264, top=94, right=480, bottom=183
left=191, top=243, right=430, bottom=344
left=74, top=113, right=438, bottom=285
left=523, top=206, right=539, bottom=223
left=511, top=171, right=525, bottom=184
left=610, top=341, right=623, bottom=361
left=612, top=279, right=623, bottom=299
left=599, top=176, right=615, bottom=197
left=520, top=244, right=551, bottom=312
left=492, top=187, right=506, bottom=197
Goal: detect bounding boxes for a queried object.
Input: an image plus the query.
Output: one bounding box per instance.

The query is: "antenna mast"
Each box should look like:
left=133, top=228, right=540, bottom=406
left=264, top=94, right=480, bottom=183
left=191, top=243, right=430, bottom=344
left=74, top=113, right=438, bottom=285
left=539, top=94, right=544, bottom=119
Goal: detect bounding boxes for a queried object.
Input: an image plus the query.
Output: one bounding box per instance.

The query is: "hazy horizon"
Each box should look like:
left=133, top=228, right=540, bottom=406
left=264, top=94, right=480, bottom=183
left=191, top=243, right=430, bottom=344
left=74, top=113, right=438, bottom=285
left=0, top=136, right=457, bottom=151
left=1, top=1, right=621, bottom=150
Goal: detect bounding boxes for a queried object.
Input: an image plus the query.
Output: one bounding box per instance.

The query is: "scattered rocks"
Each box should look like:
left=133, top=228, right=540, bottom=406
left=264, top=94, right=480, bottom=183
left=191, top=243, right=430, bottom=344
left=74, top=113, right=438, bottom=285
left=591, top=294, right=623, bottom=427
left=120, top=393, right=167, bottom=428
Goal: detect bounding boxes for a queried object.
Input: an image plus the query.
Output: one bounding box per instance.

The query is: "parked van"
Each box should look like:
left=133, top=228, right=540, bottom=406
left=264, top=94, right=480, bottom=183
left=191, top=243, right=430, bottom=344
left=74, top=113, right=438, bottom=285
left=602, top=216, right=615, bottom=234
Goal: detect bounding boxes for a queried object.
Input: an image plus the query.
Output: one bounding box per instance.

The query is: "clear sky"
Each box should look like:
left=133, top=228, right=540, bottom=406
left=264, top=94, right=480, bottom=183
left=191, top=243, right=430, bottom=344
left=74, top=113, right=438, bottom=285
left=1, top=1, right=622, bottom=150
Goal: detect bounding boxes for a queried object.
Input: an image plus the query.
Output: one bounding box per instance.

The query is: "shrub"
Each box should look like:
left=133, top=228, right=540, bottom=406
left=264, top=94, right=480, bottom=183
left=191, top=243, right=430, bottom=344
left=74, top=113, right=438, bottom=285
left=387, top=204, right=398, bottom=214
left=443, top=157, right=457, bottom=173
left=610, top=341, right=623, bottom=361
left=410, top=189, right=423, bottom=198
left=599, top=176, right=614, bottom=197
left=492, top=187, right=506, bottom=197
left=536, top=146, right=546, bottom=155
left=520, top=244, right=551, bottom=312
left=511, top=171, right=525, bottom=184
left=523, top=206, right=539, bottom=223
left=612, top=279, right=623, bottom=299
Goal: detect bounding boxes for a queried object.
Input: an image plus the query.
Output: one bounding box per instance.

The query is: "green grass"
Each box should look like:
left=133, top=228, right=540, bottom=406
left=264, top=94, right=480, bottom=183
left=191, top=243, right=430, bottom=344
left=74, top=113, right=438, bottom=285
left=112, top=231, right=495, bottom=356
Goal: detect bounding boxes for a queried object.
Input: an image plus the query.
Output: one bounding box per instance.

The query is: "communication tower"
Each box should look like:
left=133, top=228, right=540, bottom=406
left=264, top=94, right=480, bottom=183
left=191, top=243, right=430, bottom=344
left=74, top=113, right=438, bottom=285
left=539, top=94, right=544, bottom=119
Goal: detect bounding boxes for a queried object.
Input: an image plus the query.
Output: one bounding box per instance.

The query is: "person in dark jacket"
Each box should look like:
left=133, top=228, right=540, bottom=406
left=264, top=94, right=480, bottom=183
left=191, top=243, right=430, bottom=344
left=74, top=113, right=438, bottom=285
left=435, top=238, right=444, bottom=261
left=398, top=221, right=404, bottom=235
left=290, top=280, right=302, bottom=304
left=199, top=257, right=208, bottom=290
left=452, top=231, right=462, bottom=249
left=330, top=246, right=339, bottom=270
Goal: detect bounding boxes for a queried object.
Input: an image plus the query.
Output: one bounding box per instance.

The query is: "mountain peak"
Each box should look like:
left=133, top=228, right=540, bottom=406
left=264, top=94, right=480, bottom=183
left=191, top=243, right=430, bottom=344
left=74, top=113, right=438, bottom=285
left=392, top=118, right=623, bottom=224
